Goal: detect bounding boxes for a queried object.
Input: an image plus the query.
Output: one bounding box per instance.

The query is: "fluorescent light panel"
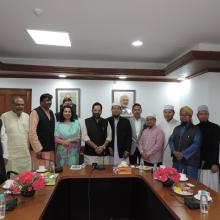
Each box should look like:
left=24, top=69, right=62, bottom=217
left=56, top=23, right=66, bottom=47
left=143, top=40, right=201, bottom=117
left=27, top=29, right=71, bottom=47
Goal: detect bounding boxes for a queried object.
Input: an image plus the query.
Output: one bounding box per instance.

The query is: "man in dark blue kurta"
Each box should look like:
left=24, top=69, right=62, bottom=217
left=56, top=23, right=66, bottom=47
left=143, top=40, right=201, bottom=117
left=169, top=106, right=201, bottom=179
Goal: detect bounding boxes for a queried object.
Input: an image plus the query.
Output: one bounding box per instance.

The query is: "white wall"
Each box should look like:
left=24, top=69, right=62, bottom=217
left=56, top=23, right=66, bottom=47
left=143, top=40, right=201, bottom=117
left=2, top=74, right=220, bottom=124
left=0, top=78, right=180, bottom=123
left=179, top=74, right=210, bottom=124
left=207, top=73, right=220, bottom=124
left=179, top=72, right=220, bottom=125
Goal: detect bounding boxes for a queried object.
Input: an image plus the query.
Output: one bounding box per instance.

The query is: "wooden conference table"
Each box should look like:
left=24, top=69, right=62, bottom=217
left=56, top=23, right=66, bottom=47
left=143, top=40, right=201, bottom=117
left=3, top=165, right=220, bottom=220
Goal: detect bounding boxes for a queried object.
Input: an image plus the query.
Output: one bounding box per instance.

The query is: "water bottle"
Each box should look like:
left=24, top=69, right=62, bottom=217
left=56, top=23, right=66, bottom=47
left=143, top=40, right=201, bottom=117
left=153, top=164, right=157, bottom=173
left=0, top=194, right=6, bottom=220
left=49, top=161, right=55, bottom=173
left=200, top=190, right=208, bottom=214
left=139, top=157, right=144, bottom=173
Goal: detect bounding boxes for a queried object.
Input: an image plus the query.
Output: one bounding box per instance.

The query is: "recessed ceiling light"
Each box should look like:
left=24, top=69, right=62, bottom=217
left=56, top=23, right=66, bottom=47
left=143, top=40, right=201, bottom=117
left=177, top=77, right=186, bottom=81
left=118, top=76, right=127, bottom=79
left=132, top=40, right=143, bottom=47
left=58, top=74, right=67, bottom=78
left=27, top=29, right=71, bottom=47
left=33, top=8, right=44, bottom=16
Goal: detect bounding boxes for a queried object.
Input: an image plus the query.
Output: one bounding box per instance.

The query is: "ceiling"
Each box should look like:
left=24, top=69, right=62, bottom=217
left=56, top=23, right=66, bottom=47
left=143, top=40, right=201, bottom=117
left=1, top=0, right=220, bottom=63
left=1, top=0, right=220, bottom=81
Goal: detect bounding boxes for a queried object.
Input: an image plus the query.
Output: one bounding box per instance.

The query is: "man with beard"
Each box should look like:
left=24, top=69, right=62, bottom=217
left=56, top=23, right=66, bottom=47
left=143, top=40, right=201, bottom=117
left=120, top=94, right=132, bottom=117
left=159, top=105, right=179, bottom=166
left=169, top=106, right=201, bottom=179
left=81, top=102, right=112, bottom=165
left=1, top=97, right=31, bottom=173
left=29, top=93, right=55, bottom=169
left=197, top=105, right=220, bottom=192
left=107, top=103, right=132, bottom=165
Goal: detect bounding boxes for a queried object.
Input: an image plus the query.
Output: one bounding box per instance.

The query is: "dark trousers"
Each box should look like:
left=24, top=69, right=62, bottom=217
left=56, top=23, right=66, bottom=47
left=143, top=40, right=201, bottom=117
left=0, top=156, right=7, bottom=184
left=129, top=148, right=141, bottom=165
left=173, top=162, right=198, bottom=180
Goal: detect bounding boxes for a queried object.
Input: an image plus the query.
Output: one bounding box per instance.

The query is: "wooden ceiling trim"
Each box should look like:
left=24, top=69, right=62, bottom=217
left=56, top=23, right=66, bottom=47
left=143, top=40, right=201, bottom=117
left=0, top=62, right=164, bottom=76
left=1, top=51, right=220, bottom=81
left=0, top=72, right=178, bottom=82
left=164, top=51, right=220, bottom=76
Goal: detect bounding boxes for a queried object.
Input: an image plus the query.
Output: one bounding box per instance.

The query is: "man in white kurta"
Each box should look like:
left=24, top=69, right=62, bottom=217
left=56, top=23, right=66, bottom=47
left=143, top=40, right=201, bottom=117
left=159, top=105, right=179, bottom=166
left=1, top=97, right=31, bottom=173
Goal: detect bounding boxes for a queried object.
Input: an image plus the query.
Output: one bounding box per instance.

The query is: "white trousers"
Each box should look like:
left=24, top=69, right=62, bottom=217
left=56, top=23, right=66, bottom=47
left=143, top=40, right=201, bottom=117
left=199, top=169, right=219, bottom=192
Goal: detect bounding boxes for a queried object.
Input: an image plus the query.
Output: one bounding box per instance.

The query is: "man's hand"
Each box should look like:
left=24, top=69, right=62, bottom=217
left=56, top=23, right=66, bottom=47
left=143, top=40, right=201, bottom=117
left=36, top=151, right=42, bottom=159
left=108, top=147, right=114, bottom=156
left=60, top=139, right=74, bottom=147
left=79, top=146, right=84, bottom=155
left=94, top=146, right=100, bottom=154
left=142, top=153, right=149, bottom=161
left=94, top=146, right=104, bottom=154
left=98, top=145, right=106, bottom=154
left=123, top=151, right=129, bottom=159
left=211, top=164, right=219, bottom=173
left=4, top=158, right=8, bottom=165
left=173, top=151, right=183, bottom=161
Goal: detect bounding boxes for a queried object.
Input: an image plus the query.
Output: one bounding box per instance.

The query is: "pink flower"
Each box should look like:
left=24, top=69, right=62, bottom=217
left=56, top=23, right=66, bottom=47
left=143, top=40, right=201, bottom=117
left=10, top=184, right=21, bottom=193
left=153, top=167, right=180, bottom=183
left=32, top=174, right=45, bottom=190
left=161, top=175, right=168, bottom=182
left=28, top=186, right=33, bottom=192
left=19, top=171, right=34, bottom=185
left=9, top=171, right=45, bottom=193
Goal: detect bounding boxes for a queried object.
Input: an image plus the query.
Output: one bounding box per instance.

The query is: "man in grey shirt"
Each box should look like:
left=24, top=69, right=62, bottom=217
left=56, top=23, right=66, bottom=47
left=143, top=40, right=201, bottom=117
left=129, top=103, right=145, bottom=164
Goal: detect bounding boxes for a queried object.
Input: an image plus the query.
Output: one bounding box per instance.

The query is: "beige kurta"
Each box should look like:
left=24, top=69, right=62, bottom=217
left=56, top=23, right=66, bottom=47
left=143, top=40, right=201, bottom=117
left=1, top=111, right=32, bottom=173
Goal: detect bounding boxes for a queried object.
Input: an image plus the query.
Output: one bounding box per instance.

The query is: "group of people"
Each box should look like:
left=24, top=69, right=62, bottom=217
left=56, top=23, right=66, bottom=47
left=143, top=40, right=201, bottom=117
left=0, top=93, right=219, bottom=193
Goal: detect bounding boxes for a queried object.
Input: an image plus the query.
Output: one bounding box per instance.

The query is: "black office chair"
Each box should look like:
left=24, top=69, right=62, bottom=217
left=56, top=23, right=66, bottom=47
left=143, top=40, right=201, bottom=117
left=6, top=171, right=18, bottom=179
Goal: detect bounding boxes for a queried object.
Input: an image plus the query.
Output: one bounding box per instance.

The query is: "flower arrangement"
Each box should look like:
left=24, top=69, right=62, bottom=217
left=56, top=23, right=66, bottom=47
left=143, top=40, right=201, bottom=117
left=10, top=171, right=45, bottom=196
left=153, top=166, right=180, bottom=186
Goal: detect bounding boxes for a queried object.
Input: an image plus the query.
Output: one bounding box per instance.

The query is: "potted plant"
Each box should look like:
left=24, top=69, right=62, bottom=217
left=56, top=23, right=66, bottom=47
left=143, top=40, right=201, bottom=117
left=10, top=171, right=45, bottom=197
left=153, top=166, right=180, bottom=187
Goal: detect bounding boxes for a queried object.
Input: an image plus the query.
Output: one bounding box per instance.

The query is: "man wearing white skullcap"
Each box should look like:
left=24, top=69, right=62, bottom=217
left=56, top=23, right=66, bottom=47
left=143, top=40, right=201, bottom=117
left=159, top=105, right=179, bottom=166
left=197, top=105, right=220, bottom=192
left=139, top=113, right=165, bottom=166
left=107, top=103, right=132, bottom=165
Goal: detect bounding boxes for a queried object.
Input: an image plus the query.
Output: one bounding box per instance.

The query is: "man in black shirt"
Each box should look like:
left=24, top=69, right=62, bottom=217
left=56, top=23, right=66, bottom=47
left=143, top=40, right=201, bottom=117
left=197, top=105, right=220, bottom=192
left=82, top=102, right=112, bottom=165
